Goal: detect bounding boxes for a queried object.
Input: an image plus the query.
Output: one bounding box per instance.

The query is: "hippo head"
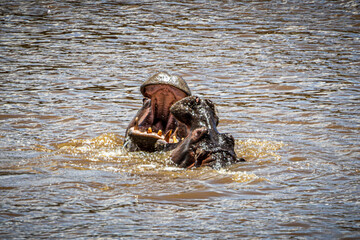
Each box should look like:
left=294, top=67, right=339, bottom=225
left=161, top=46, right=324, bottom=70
left=168, top=96, right=244, bottom=169
left=124, top=72, right=191, bottom=152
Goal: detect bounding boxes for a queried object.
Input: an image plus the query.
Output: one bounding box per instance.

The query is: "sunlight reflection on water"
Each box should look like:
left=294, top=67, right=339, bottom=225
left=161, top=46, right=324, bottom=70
left=0, top=0, right=359, bottom=238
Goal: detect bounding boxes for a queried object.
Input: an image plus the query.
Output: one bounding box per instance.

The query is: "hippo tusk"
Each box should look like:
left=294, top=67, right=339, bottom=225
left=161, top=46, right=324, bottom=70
left=134, top=117, right=139, bottom=130
left=164, top=129, right=172, bottom=142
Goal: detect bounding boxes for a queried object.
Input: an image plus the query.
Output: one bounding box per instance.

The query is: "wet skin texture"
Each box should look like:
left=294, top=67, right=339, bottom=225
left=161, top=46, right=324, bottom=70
left=162, top=96, right=245, bottom=169
left=124, top=72, right=191, bottom=152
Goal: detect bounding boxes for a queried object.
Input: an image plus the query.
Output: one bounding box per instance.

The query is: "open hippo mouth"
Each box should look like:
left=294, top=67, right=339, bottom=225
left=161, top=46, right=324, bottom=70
left=124, top=72, right=191, bottom=152
left=124, top=72, right=245, bottom=169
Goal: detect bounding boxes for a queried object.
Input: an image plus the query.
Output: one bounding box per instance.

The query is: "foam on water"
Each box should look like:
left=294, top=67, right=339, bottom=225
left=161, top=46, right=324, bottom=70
left=29, top=133, right=283, bottom=184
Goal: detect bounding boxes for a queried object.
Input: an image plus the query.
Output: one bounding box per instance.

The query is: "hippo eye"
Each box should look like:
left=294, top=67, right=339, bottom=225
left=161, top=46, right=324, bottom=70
left=190, top=96, right=201, bottom=107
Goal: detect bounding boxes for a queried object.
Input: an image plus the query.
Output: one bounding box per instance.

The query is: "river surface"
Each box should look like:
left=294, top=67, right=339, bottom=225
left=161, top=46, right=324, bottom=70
left=1, top=0, right=359, bottom=239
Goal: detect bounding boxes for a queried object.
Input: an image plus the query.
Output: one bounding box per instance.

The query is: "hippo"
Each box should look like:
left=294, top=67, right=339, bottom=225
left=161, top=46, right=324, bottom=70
left=124, top=72, right=191, bottom=152
left=156, top=96, right=245, bottom=169
left=124, top=72, right=244, bottom=169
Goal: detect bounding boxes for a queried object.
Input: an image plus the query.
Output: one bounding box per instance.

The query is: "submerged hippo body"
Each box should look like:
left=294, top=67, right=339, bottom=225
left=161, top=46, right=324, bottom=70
left=124, top=72, right=191, bottom=152
left=162, top=96, right=244, bottom=169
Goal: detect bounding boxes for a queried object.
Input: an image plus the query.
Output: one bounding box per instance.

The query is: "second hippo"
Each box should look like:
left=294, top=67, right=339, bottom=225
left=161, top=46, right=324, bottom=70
left=156, top=96, right=245, bottom=169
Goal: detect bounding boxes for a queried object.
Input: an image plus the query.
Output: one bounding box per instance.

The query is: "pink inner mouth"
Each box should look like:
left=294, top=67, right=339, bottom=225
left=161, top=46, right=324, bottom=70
left=127, top=84, right=188, bottom=145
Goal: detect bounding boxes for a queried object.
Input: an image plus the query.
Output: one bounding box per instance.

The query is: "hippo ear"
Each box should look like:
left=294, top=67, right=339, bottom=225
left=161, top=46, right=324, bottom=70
left=205, top=99, right=216, bottom=113
left=205, top=99, right=219, bottom=126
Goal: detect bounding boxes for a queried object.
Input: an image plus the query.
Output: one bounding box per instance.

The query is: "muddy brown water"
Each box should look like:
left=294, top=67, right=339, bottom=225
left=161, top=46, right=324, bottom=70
left=0, top=0, right=359, bottom=239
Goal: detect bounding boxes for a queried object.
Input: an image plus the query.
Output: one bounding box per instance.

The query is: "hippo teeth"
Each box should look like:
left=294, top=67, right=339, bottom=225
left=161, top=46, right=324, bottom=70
left=164, top=129, right=172, bottom=142
left=172, top=127, right=179, bottom=137
left=134, top=117, right=139, bottom=130
left=129, top=126, right=182, bottom=144
left=170, top=127, right=180, bottom=143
